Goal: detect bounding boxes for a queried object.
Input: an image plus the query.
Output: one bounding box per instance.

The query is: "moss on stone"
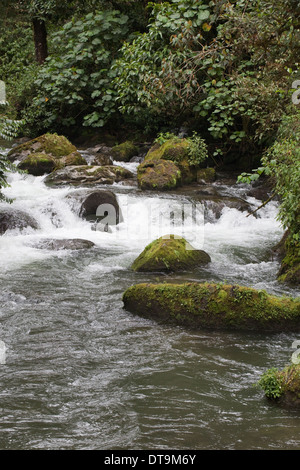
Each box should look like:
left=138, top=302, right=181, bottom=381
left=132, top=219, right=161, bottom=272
left=111, top=141, right=139, bottom=162
left=18, top=153, right=57, bottom=176
left=145, top=138, right=197, bottom=184
left=131, top=235, right=211, bottom=272
left=122, top=282, right=300, bottom=331
left=137, top=159, right=181, bottom=191
left=197, top=168, right=216, bottom=183
left=277, top=236, right=300, bottom=286
left=8, top=133, right=78, bottom=158
left=258, top=364, right=300, bottom=407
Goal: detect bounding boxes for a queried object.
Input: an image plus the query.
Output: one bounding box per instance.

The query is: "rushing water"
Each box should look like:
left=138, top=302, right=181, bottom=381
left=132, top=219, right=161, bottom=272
left=0, top=149, right=300, bottom=450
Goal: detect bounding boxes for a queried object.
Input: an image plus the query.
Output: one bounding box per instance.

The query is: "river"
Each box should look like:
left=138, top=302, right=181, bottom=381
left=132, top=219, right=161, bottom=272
left=0, top=147, right=299, bottom=450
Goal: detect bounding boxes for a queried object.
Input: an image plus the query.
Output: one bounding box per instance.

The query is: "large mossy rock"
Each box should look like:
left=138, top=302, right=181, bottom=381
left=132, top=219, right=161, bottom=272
left=144, top=138, right=202, bottom=184
left=8, top=133, right=79, bottom=161
left=7, top=133, right=86, bottom=175
left=111, top=141, right=139, bottom=162
left=44, top=165, right=133, bottom=186
left=137, top=159, right=181, bottom=191
left=123, top=282, right=300, bottom=331
left=131, top=235, right=211, bottom=272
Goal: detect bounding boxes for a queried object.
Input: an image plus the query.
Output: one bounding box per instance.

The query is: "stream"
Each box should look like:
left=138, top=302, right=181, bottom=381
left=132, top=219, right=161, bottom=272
left=0, top=145, right=300, bottom=450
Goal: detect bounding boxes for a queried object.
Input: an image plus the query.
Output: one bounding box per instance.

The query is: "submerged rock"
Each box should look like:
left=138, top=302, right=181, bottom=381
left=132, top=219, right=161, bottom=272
left=137, top=159, right=181, bottom=191
left=0, top=207, right=39, bottom=235
left=123, top=282, right=300, bottom=331
left=44, top=165, right=133, bottom=186
left=131, top=235, right=211, bottom=272
left=33, top=238, right=95, bottom=250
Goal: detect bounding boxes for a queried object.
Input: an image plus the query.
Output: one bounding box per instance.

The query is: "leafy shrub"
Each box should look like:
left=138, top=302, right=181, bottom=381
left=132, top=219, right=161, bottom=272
left=25, top=9, right=129, bottom=133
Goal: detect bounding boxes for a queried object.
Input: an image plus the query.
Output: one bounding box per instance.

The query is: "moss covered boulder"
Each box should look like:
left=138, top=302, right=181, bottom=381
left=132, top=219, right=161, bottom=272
left=131, top=235, right=211, bottom=272
left=258, top=364, right=300, bottom=407
left=144, top=137, right=209, bottom=185
left=7, top=133, right=86, bottom=175
left=137, top=159, right=181, bottom=191
left=123, top=282, right=300, bottom=331
left=111, top=141, right=139, bottom=162
left=18, top=153, right=57, bottom=176
left=8, top=133, right=79, bottom=160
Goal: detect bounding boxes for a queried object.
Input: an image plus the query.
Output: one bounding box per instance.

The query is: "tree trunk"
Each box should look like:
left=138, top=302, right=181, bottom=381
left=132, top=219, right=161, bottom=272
left=32, top=17, right=48, bottom=64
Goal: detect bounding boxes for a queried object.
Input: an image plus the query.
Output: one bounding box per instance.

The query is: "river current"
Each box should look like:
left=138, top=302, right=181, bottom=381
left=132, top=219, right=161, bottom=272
left=0, top=147, right=299, bottom=450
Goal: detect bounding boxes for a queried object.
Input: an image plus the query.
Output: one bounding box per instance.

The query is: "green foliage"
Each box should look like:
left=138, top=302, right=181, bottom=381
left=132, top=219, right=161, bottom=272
left=238, top=111, right=300, bottom=243
left=257, top=368, right=284, bottom=399
left=25, top=9, right=129, bottom=133
left=112, top=0, right=212, bottom=129
left=186, top=131, right=208, bottom=166
left=154, top=132, right=179, bottom=145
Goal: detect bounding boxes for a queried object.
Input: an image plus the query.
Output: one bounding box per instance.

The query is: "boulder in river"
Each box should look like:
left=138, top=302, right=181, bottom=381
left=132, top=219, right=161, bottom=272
left=111, top=141, right=139, bottom=162
left=0, top=207, right=39, bottom=235
left=143, top=138, right=204, bottom=185
left=7, top=133, right=86, bottom=175
left=78, top=189, right=122, bottom=225
left=44, top=165, right=134, bottom=186
left=7, top=133, right=79, bottom=162
left=131, top=235, right=211, bottom=272
left=123, top=282, right=300, bottom=331
left=32, top=238, right=95, bottom=250
left=137, top=159, right=181, bottom=191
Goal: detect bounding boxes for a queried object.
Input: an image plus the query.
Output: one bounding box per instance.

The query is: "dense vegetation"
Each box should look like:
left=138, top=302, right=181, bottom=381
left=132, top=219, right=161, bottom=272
left=0, top=0, right=299, bottom=259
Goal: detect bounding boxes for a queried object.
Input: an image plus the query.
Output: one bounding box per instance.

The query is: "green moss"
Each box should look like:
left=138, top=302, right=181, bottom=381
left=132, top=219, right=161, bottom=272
left=137, top=159, right=181, bottom=191
left=145, top=138, right=197, bottom=184
left=8, top=133, right=78, bottom=158
left=197, top=168, right=216, bottom=183
left=258, top=364, right=300, bottom=406
left=111, top=141, right=138, bottom=162
left=122, top=282, right=300, bottom=331
left=131, top=235, right=211, bottom=272
left=277, top=236, right=300, bottom=286
left=18, top=153, right=56, bottom=176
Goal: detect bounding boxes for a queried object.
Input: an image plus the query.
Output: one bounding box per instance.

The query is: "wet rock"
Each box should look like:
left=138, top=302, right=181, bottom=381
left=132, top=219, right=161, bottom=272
left=33, top=238, right=95, bottom=250
left=197, top=168, right=216, bottom=183
left=44, top=165, right=133, bottom=186
left=18, top=153, right=57, bottom=176
left=82, top=145, right=113, bottom=166
left=131, top=235, right=211, bottom=272
left=78, top=189, right=122, bottom=225
left=137, top=159, right=181, bottom=191
left=0, top=207, right=39, bottom=235
left=111, top=141, right=139, bottom=162
left=123, top=282, right=300, bottom=331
